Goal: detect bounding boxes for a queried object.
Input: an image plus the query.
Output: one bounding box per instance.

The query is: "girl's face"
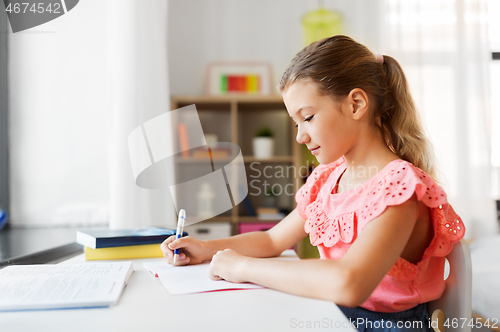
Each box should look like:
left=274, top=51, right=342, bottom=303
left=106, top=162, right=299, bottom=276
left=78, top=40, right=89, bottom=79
left=283, top=80, right=363, bottom=165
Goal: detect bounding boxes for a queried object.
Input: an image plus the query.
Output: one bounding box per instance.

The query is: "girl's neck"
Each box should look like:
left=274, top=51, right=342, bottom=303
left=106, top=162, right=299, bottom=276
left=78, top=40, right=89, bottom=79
left=342, top=129, right=400, bottom=180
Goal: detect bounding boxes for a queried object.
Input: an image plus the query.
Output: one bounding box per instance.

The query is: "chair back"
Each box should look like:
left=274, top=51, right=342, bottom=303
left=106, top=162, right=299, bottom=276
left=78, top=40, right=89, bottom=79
left=428, top=239, right=472, bottom=332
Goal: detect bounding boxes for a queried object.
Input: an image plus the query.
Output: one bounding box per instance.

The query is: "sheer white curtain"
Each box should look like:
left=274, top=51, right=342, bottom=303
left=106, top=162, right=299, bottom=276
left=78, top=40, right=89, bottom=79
left=378, top=0, right=497, bottom=238
left=9, top=0, right=174, bottom=228
left=107, top=0, right=176, bottom=229
left=10, top=0, right=111, bottom=227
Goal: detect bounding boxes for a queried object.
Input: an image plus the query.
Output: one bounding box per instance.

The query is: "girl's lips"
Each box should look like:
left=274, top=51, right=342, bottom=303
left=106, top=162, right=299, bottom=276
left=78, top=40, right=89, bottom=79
left=309, top=146, right=320, bottom=155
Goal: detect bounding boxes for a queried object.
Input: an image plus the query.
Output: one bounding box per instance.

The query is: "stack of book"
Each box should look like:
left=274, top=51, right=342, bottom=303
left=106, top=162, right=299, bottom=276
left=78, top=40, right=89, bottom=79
left=191, top=146, right=231, bottom=159
left=0, top=209, right=6, bottom=231
left=76, top=227, right=186, bottom=261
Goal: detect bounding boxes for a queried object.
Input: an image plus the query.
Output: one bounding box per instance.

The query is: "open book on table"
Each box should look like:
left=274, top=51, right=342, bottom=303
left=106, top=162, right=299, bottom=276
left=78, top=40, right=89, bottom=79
left=143, top=261, right=264, bottom=295
left=144, top=249, right=298, bottom=295
left=0, top=261, right=133, bottom=312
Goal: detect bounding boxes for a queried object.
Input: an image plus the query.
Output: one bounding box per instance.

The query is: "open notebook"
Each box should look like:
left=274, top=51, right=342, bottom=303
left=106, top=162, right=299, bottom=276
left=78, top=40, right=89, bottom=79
left=0, top=261, right=133, bottom=311
left=144, top=262, right=263, bottom=294
left=144, top=249, right=298, bottom=295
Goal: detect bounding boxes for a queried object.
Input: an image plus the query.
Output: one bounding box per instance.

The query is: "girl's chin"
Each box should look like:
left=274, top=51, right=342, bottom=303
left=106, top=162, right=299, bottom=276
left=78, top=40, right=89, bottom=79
left=315, top=155, right=340, bottom=165
left=314, top=156, right=326, bottom=164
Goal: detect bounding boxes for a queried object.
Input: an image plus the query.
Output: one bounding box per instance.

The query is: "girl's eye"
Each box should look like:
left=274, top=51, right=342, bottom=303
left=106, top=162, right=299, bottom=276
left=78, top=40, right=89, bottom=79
left=294, top=115, right=314, bottom=128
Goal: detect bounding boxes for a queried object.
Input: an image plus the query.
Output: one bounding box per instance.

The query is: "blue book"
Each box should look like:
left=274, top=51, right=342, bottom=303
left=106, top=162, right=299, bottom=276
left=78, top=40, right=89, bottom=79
left=239, top=185, right=256, bottom=216
left=242, top=196, right=256, bottom=216
left=0, top=210, right=6, bottom=231
left=76, top=227, right=188, bottom=249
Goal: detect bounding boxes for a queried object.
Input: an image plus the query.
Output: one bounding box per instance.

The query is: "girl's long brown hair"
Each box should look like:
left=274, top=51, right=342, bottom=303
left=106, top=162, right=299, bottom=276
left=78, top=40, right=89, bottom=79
left=278, top=35, right=437, bottom=179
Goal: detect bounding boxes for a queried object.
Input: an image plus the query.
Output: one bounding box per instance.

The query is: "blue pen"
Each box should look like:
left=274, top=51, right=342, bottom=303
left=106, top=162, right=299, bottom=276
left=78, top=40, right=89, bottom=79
left=173, top=209, right=186, bottom=265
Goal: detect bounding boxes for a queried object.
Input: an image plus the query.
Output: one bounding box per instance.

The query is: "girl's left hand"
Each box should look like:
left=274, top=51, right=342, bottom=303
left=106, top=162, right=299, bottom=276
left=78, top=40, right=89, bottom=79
left=209, top=249, right=249, bottom=283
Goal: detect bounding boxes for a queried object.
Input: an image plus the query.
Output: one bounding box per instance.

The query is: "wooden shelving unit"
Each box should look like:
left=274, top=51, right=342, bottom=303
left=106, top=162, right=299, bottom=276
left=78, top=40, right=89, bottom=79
left=170, top=95, right=303, bottom=236
left=175, top=156, right=294, bottom=164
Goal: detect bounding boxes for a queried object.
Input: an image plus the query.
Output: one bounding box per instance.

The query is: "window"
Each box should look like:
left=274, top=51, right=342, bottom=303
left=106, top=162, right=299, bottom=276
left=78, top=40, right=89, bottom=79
left=381, top=0, right=497, bottom=235
left=383, top=0, right=490, bottom=194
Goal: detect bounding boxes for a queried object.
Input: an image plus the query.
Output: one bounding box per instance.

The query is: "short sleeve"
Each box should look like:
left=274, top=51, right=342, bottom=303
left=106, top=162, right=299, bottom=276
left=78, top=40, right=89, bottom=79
left=357, top=161, right=465, bottom=259
left=295, top=158, right=344, bottom=220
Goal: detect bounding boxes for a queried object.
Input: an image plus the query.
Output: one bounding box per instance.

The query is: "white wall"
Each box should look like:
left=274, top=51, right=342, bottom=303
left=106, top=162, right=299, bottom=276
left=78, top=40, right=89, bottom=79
left=9, top=0, right=381, bottom=227
left=10, top=1, right=110, bottom=226
left=168, top=0, right=381, bottom=95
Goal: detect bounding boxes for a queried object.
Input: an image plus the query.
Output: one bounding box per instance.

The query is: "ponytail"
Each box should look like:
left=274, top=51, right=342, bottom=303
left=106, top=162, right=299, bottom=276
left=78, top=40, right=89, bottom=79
left=278, top=35, right=438, bottom=181
left=378, top=56, right=438, bottom=180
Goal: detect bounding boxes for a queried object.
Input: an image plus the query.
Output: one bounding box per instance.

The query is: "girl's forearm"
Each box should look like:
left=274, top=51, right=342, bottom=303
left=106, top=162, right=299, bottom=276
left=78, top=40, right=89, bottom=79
left=200, top=208, right=306, bottom=262
left=202, top=231, right=282, bottom=262
left=241, top=257, right=361, bottom=307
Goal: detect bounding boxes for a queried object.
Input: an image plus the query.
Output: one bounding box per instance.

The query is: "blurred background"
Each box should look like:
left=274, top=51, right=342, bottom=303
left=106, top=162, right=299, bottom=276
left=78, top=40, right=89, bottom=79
left=2, top=0, right=499, bottom=236
left=1, top=0, right=500, bottom=326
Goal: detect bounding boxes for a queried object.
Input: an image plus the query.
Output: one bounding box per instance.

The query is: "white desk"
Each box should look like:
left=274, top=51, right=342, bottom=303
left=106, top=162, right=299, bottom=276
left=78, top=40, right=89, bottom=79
left=0, top=252, right=355, bottom=332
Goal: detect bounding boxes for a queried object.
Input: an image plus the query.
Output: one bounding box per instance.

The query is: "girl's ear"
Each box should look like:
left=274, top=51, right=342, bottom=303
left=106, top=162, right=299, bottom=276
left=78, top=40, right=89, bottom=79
left=348, top=88, right=369, bottom=120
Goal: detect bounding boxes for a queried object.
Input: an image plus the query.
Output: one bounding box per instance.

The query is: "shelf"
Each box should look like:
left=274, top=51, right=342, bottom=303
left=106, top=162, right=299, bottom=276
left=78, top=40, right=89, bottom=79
left=237, top=216, right=282, bottom=222
left=243, top=156, right=293, bottom=163
left=185, top=216, right=233, bottom=223
left=171, top=95, right=286, bottom=112
left=175, top=156, right=294, bottom=164
left=185, top=216, right=282, bottom=224
left=171, top=94, right=284, bottom=103
left=171, top=94, right=301, bottom=238
left=175, top=157, right=232, bottom=163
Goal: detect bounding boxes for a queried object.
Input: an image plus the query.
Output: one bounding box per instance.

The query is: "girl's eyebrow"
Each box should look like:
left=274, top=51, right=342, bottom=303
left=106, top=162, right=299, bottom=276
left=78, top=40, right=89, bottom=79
left=290, top=106, right=313, bottom=119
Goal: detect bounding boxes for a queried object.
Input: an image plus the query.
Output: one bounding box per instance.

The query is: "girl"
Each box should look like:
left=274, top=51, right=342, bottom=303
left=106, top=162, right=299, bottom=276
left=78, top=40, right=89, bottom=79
left=161, top=35, right=465, bottom=331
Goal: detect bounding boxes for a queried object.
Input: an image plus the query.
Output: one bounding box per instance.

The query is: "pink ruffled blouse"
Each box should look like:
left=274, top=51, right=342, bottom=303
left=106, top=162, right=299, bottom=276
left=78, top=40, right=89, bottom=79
left=296, top=157, right=465, bottom=313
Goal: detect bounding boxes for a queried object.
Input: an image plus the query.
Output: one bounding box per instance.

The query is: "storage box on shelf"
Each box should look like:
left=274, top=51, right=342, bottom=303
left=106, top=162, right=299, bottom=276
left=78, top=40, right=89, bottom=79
left=170, top=95, right=303, bottom=250
left=184, top=221, right=232, bottom=241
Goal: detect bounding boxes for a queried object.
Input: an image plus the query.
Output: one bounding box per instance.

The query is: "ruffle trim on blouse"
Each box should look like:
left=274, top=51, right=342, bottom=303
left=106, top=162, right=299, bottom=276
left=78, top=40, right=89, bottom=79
left=295, top=157, right=344, bottom=220
left=356, top=163, right=448, bottom=226
left=299, top=159, right=465, bottom=281
left=304, top=197, right=355, bottom=247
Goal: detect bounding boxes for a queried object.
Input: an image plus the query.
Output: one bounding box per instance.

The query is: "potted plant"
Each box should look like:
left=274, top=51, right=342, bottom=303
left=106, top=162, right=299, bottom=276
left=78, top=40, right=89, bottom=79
left=252, top=126, right=274, bottom=159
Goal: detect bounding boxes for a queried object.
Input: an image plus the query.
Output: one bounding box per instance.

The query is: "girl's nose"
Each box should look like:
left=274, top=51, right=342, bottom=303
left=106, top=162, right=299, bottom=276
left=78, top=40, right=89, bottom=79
left=296, top=126, right=310, bottom=145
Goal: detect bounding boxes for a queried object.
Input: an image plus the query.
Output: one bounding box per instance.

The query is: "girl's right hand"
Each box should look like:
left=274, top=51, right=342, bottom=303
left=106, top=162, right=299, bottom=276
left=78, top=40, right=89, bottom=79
left=160, top=236, right=209, bottom=266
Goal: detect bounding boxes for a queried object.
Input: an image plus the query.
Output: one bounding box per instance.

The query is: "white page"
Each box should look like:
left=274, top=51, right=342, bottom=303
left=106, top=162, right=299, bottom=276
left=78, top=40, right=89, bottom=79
left=143, top=250, right=299, bottom=295
left=143, top=262, right=263, bottom=295
left=0, top=262, right=133, bottom=311
left=0, top=261, right=132, bottom=278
